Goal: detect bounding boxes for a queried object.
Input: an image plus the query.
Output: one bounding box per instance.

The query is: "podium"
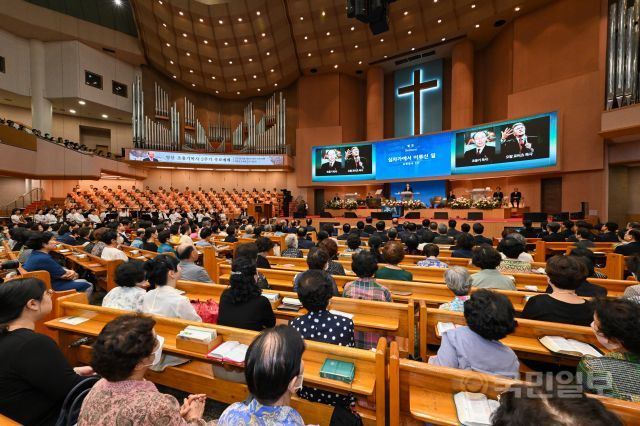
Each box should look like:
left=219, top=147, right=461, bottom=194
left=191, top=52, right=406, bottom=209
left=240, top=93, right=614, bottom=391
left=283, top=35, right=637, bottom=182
left=399, top=191, right=416, bottom=201
left=248, top=203, right=272, bottom=222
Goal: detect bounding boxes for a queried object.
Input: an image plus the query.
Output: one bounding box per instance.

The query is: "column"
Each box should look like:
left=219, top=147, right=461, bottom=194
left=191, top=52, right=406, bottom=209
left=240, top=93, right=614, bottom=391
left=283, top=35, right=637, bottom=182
left=366, top=66, right=384, bottom=140
left=29, top=39, right=52, bottom=134
left=451, top=40, right=474, bottom=129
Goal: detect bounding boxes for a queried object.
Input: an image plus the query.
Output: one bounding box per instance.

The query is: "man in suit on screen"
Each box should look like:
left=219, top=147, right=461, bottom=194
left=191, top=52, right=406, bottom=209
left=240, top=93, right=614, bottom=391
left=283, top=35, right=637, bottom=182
left=500, top=122, right=538, bottom=159
left=318, top=149, right=343, bottom=175
left=344, top=146, right=370, bottom=173
left=463, top=130, right=495, bottom=165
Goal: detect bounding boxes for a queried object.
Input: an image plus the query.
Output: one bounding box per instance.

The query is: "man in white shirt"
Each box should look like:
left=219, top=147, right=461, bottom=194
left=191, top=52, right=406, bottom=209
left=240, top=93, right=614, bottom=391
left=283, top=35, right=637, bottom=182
left=73, top=210, right=86, bottom=224
left=100, top=230, right=129, bottom=262
left=66, top=208, right=77, bottom=223
left=87, top=209, right=101, bottom=224
left=169, top=210, right=182, bottom=224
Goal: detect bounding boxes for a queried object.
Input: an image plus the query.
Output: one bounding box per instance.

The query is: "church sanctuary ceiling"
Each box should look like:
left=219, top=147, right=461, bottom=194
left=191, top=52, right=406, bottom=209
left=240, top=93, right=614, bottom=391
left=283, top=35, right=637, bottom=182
left=131, top=0, right=554, bottom=98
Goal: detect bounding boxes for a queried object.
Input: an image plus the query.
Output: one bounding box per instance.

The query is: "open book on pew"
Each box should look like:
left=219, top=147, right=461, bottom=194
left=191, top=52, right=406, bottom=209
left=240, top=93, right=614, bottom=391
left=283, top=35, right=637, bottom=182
left=435, top=322, right=463, bottom=337
left=538, top=336, right=603, bottom=357
left=454, top=392, right=499, bottom=426
left=277, top=297, right=302, bottom=312
left=207, top=341, right=248, bottom=366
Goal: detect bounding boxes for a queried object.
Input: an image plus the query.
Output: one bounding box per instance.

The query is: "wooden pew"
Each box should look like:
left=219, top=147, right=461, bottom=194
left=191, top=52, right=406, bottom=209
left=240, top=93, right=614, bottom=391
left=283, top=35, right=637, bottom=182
left=387, top=342, right=639, bottom=426
left=46, top=299, right=387, bottom=426
left=51, top=243, right=122, bottom=291
left=177, top=280, right=416, bottom=356
left=418, top=306, right=605, bottom=365
left=534, top=241, right=616, bottom=262
left=0, top=413, right=21, bottom=425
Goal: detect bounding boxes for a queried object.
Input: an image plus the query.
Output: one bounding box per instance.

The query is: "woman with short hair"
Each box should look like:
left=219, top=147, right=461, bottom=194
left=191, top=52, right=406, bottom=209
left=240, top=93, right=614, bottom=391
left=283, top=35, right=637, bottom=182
left=496, top=237, right=532, bottom=274
left=469, top=244, right=516, bottom=290
left=0, top=278, right=93, bottom=425
left=255, top=236, right=274, bottom=268
left=141, top=227, right=158, bottom=252
left=318, top=238, right=346, bottom=275
left=282, top=234, right=303, bottom=258
left=439, top=266, right=472, bottom=312
left=293, top=247, right=339, bottom=295
left=100, top=230, right=129, bottom=262
left=376, top=241, right=413, bottom=281
left=102, top=261, right=148, bottom=311
left=429, top=289, right=519, bottom=378
left=78, top=315, right=210, bottom=425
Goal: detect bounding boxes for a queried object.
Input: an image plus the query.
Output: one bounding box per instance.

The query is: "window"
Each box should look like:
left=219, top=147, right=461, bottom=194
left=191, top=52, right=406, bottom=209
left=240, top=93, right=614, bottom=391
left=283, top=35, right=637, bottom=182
left=85, top=70, right=103, bottom=89
left=112, top=81, right=128, bottom=98
left=0, top=56, right=5, bottom=73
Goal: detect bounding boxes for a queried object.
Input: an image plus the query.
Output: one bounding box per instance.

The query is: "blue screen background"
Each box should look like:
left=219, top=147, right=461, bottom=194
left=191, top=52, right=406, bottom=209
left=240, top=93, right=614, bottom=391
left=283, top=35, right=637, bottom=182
left=376, top=132, right=452, bottom=180
left=389, top=180, right=447, bottom=206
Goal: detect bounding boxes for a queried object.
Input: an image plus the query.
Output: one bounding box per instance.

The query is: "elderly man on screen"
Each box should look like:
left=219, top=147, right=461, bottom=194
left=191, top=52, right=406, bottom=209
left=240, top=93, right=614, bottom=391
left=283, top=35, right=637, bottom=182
left=500, top=122, right=536, bottom=157
left=318, top=149, right=343, bottom=174
left=344, top=146, right=368, bottom=172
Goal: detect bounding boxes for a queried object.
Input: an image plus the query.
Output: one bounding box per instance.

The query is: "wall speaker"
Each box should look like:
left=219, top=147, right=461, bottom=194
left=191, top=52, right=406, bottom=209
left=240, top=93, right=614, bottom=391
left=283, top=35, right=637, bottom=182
left=434, top=212, right=449, bottom=220
left=467, top=212, right=483, bottom=220
left=405, top=212, right=420, bottom=219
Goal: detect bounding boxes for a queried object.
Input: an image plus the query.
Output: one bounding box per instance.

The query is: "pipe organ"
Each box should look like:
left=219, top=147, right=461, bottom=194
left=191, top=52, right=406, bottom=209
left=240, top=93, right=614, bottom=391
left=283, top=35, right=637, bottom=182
left=132, top=77, right=287, bottom=154
left=606, top=0, right=640, bottom=109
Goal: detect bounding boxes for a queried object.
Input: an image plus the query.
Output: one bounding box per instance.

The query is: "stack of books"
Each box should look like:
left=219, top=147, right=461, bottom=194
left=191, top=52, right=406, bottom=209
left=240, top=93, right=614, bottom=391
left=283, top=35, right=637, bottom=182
left=176, top=325, right=219, bottom=353
left=277, top=297, right=303, bottom=312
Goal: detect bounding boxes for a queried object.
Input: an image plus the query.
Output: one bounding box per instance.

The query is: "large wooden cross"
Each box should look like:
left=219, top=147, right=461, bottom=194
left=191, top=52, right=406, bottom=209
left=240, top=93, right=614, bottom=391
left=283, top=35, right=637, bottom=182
left=397, top=69, right=438, bottom=135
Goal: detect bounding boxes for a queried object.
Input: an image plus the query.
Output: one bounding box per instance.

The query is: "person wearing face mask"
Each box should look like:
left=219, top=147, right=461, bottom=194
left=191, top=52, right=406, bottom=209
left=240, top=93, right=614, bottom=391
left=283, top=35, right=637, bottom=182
left=577, top=298, right=640, bottom=402
left=77, top=315, right=211, bottom=425
left=141, top=255, right=201, bottom=371
left=218, top=325, right=305, bottom=425
left=217, top=257, right=276, bottom=332
left=0, top=278, right=94, bottom=425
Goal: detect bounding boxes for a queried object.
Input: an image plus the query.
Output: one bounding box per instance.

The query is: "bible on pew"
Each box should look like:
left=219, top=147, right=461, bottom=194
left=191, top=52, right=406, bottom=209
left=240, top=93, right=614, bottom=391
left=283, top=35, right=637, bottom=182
left=207, top=341, right=248, bottom=366
left=436, top=322, right=462, bottom=337
left=538, top=336, right=603, bottom=357
left=454, top=392, right=499, bottom=426
left=278, top=297, right=302, bottom=312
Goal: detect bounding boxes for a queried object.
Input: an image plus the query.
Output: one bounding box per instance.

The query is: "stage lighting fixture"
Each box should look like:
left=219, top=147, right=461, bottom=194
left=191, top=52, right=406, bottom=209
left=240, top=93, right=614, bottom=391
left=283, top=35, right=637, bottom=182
left=346, top=0, right=395, bottom=35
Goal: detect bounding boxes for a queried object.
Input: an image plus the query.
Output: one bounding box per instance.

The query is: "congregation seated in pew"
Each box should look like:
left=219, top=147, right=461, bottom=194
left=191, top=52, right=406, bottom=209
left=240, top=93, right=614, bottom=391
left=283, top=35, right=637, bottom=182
left=234, top=243, right=270, bottom=289
left=102, top=261, right=148, bottom=311
left=318, top=238, right=346, bottom=275
left=544, top=248, right=608, bottom=297
left=428, top=289, right=520, bottom=379
left=416, top=243, right=449, bottom=268
left=522, top=255, right=594, bottom=326
left=439, top=266, right=472, bottom=312
left=496, top=237, right=532, bottom=274
left=157, top=230, right=176, bottom=254
left=282, top=234, right=303, bottom=258
left=177, top=243, right=213, bottom=283
left=255, top=236, right=274, bottom=269
left=77, top=315, right=211, bottom=425
left=100, top=230, right=129, bottom=262
left=470, top=244, right=516, bottom=290
left=217, top=257, right=276, bottom=331
left=293, top=247, right=339, bottom=295
left=0, top=278, right=95, bottom=425
left=141, top=227, right=159, bottom=252
left=375, top=241, right=413, bottom=281
left=451, top=233, right=475, bottom=259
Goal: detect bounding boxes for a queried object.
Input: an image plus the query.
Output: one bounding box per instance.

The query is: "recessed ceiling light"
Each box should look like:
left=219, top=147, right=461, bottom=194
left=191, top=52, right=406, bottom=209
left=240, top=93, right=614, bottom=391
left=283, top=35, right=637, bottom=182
left=253, top=74, right=257, bottom=78
left=434, top=0, right=438, bottom=2
left=208, top=58, right=212, bottom=63
left=326, top=31, right=330, bottom=36
left=274, top=83, right=278, bottom=87
left=354, top=44, right=358, bottom=48
left=192, top=83, right=196, bottom=87
left=203, top=40, right=208, bottom=44
left=384, top=55, right=388, bottom=58
left=380, top=38, right=384, bottom=42
left=189, top=69, right=193, bottom=73
left=437, top=18, right=442, bottom=23
left=270, top=68, right=274, bottom=72
left=514, top=6, right=521, bottom=11
left=211, top=76, right=216, bottom=79
left=249, top=58, right=253, bottom=62
left=199, top=18, right=204, bottom=23
left=186, top=52, right=191, bottom=56
left=330, top=49, right=334, bottom=53
left=178, top=11, right=184, bottom=16
left=229, top=60, right=233, bottom=64
left=162, top=23, right=167, bottom=27
left=300, top=16, right=304, bottom=20
left=261, top=32, right=266, bottom=37
left=237, top=17, right=242, bottom=22
left=216, top=90, right=219, bottom=94
left=407, top=30, right=412, bottom=35
left=114, top=0, right=122, bottom=7
left=233, top=77, right=237, bottom=81
left=321, top=10, right=326, bottom=17
left=166, top=42, right=171, bottom=47
left=182, top=33, right=187, bottom=37
left=441, top=37, right=446, bottom=41
left=475, top=24, right=480, bottom=28
left=334, top=64, right=338, bottom=69
left=307, top=52, right=311, bottom=56
left=471, top=4, right=476, bottom=8
left=358, top=60, right=362, bottom=64
left=218, top=19, right=223, bottom=24
left=256, top=11, right=261, bottom=16
left=350, top=26, right=355, bottom=31
left=169, top=60, right=174, bottom=64
left=404, top=11, right=408, bottom=16
left=78, top=100, right=86, bottom=105
left=237, top=91, right=240, bottom=94
left=411, top=47, right=415, bottom=51
left=69, top=109, right=76, bottom=114
left=101, top=114, right=108, bottom=118
left=172, top=75, right=177, bottom=78
left=266, top=52, right=270, bottom=56
left=224, top=41, right=229, bottom=46
left=158, top=0, right=162, bottom=4
left=304, top=35, right=308, bottom=40
left=244, top=39, right=248, bottom=43
left=257, top=88, right=261, bottom=92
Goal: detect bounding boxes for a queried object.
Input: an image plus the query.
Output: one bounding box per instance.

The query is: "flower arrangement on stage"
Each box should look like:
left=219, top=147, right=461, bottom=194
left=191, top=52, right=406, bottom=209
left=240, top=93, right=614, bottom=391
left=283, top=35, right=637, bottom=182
left=381, top=199, right=427, bottom=210
left=473, top=197, right=503, bottom=210
left=324, top=199, right=359, bottom=210
left=448, top=197, right=474, bottom=209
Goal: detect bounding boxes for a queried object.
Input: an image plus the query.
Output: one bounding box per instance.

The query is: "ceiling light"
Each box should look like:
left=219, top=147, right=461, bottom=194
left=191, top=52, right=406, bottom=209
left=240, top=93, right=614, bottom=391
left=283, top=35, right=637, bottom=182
left=237, top=91, right=240, bottom=95
left=229, top=60, right=233, bottom=64
left=515, top=6, right=521, bottom=11
left=351, top=26, right=355, bottom=31
left=270, top=68, right=274, bottom=72
left=218, top=19, right=223, bottom=24
left=384, top=55, right=388, bottom=58
left=179, top=11, right=184, bottom=16
left=69, top=109, right=76, bottom=114
left=330, top=49, right=334, bottom=53
left=475, top=24, right=480, bottom=28
left=380, top=38, right=384, bottom=42
left=253, top=74, right=257, bottom=78
left=321, top=11, right=326, bottom=16
left=404, top=11, right=408, bottom=16
left=172, top=75, right=176, bottom=78
left=233, top=77, right=237, bottom=81
left=237, top=17, right=243, bottom=22
left=158, top=0, right=162, bottom=4
left=244, top=38, right=248, bottom=43
left=257, top=88, right=261, bottom=92
left=249, top=58, right=253, bottom=62
left=300, top=16, right=304, bottom=21
left=224, top=41, right=229, bottom=46
left=169, top=60, right=174, bottom=64
left=162, top=23, right=167, bottom=27
left=211, top=76, right=216, bottom=79
left=266, top=52, right=270, bottom=56
left=411, top=47, right=415, bottom=51
left=407, top=30, right=412, bottom=35
left=208, top=59, right=212, bottom=63
left=441, top=37, right=446, bottom=41
left=78, top=100, right=86, bottom=105
left=199, top=18, right=204, bottom=23
left=471, top=4, right=476, bottom=8
left=326, top=31, right=330, bottom=36
left=203, top=40, right=208, bottom=44
left=189, top=69, right=193, bottom=73
left=186, top=52, right=191, bottom=56
left=354, top=44, right=358, bottom=48
left=304, top=35, right=308, bottom=40
left=166, top=42, right=171, bottom=47
left=256, top=11, right=261, bottom=16
left=192, top=83, right=196, bottom=87
left=215, top=90, right=219, bottom=94
left=334, top=64, right=338, bottom=69
left=261, top=32, right=266, bottom=37
left=358, top=60, right=362, bottom=64
left=437, top=18, right=442, bottom=23
left=101, top=114, right=109, bottom=118
left=307, top=52, right=311, bottom=56
left=182, top=33, right=187, bottom=37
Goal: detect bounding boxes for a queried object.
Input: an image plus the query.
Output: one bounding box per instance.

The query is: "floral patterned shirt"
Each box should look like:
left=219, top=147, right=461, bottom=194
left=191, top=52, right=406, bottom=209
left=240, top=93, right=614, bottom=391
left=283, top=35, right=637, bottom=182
left=218, top=398, right=304, bottom=426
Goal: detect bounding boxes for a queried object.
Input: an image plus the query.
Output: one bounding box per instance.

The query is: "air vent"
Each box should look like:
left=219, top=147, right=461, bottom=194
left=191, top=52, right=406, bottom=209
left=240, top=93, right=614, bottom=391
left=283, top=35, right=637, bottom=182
left=394, top=51, right=435, bottom=66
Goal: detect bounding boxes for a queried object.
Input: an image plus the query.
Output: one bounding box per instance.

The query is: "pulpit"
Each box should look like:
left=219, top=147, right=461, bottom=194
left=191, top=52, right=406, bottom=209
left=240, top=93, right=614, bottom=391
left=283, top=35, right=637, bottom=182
left=399, top=191, right=419, bottom=201
left=248, top=203, right=272, bottom=221
left=345, top=192, right=359, bottom=201
left=469, top=188, right=490, bottom=201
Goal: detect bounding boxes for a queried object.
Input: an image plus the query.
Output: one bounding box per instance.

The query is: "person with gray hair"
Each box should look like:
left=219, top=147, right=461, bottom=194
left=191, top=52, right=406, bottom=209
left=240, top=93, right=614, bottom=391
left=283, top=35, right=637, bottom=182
left=440, top=266, right=472, bottom=312
left=433, top=224, right=454, bottom=245
left=282, top=234, right=303, bottom=258
left=242, top=225, right=254, bottom=239
left=500, top=232, right=534, bottom=262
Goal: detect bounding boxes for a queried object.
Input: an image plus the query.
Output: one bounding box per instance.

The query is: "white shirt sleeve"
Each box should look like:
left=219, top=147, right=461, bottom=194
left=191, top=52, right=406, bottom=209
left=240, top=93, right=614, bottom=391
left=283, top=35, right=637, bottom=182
left=177, top=297, right=202, bottom=322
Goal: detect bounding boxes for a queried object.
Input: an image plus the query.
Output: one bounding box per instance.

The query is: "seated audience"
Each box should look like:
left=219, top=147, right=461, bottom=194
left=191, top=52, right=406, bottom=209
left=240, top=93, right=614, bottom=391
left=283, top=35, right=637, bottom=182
left=218, top=257, right=276, bottom=331
left=429, top=289, right=519, bottom=378
left=368, top=234, right=385, bottom=263
left=337, top=223, right=351, bottom=240
left=130, top=228, right=145, bottom=249
left=282, top=234, right=303, bottom=258
left=577, top=297, right=640, bottom=402
left=472, top=223, right=492, bottom=245
left=318, top=238, right=346, bottom=275
left=75, top=227, right=91, bottom=246
left=23, top=232, right=93, bottom=293
left=141, top=227, right=159, bottom=252
left=141, top=255, right=201, bottom=370
left=492, top=383, right=622, bottom=425
left=447, top=219, right=460, bottom=237
left=102, top=261, right=148, bottom=310
left=218, top=326, right=305, bottom=425
left=542, top=222, right=565, bottom=242
left=343, top=251, right=392, bottom=349
left=405, top=234, right=421, bottom=255
left=451, top=233, right=475, bottom=258
left=78, top=315, right=209, bottom=425
left=234, top=243, right=270, bottom=289
left=56, top=224, right=79, bottom=245
left=101, top=230, right=129, bottom=262
left=570, top=227, right=596, bottom=248
left=417, top=243, right=449, bottom=268
left=340, top=234, right=362, bottom=257
left=433, top=224, right=454, bottom=245
left=544, top=248, right=607, bottom=296
left=223, top=225, right=238, bottom=243
left=255, top=236, right=274, bottom=269
left=178, top=224, right=194, bottom=245
left=598, top=221, right=619, bottom=242
left=387, top=228, right=398, bottom=241
left=88, top=227, right=108, bottom=256
left=615, top=229, right=640, bottom=256
left=290, top=270, right=355, bottom=407
left=439, top=266, right=472, bottom=312
left=470, top=245, right=516, bottom=290
left=297, top=227, right=315, bottom=249
left=519, top=219, right=541, bottom=238
left=376, top=241, right=413, bottom=281
left=373, top=221, right=389, bottom=242
left=176, top=244, right=213, bottom=283
left=293, top=247, right=339, bottom=295
left=195, top=227, right=212, bottom=247
left=521, top=255, right=593, bottom=326
left=496, top=237, right=532, bottom=274
left=156, top=230, right=175, bottom=254
left=0, top=278, right=93, bottom=425
left=501, top=233, right=534, bottom=262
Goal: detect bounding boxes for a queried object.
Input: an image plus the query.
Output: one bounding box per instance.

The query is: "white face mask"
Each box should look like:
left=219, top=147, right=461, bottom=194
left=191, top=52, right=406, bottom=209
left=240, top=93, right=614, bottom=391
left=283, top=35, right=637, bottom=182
left=146, top=335, right=164, bottom=366
left=293, top=373, right=304, bottom=393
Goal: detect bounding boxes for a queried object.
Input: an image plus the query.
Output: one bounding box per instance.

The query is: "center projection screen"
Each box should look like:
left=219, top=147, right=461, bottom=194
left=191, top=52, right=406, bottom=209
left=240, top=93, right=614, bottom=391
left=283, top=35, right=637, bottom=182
left=311, top=112, right=557, bottom=182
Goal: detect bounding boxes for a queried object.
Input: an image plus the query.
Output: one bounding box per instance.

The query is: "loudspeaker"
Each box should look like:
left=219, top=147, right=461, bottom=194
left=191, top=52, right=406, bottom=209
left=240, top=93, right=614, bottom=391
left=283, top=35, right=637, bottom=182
left=467, top=212, right=483, bottom=220
left=293, top=212, right=306, bottom=218
left=523, top=212, right=548, bottom=222
left=355, top=0, right=370, bottom=22
left=434, top=212, right=448, bottom=220
left=320, top=212, right=333, bottom=218
left=346, top=0, right=356, bottom=18
left=371, top=212, right=392, bottom=220
left=344, top=212, right=358, bottom=218
left=570, top=211, right=585, bottom=220
left=552, top=212, right=570, bottom=221
left=405, top=212, right=420, bottom=219
left=369, top=4, right=389, bottom=34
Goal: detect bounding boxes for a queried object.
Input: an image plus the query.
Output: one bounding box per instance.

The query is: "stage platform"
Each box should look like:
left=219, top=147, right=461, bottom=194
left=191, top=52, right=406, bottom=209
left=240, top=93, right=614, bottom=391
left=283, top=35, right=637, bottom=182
left=317, top=207, right=528, bottom=220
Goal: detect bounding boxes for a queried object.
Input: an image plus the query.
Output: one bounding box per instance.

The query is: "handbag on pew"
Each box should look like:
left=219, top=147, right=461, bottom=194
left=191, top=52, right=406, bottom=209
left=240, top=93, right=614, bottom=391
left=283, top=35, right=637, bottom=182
left=330, top=404, right=363, bottom=426
left=55, top=376, right=101, bottom=426
left=190, top=298, right=219, bottom=324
